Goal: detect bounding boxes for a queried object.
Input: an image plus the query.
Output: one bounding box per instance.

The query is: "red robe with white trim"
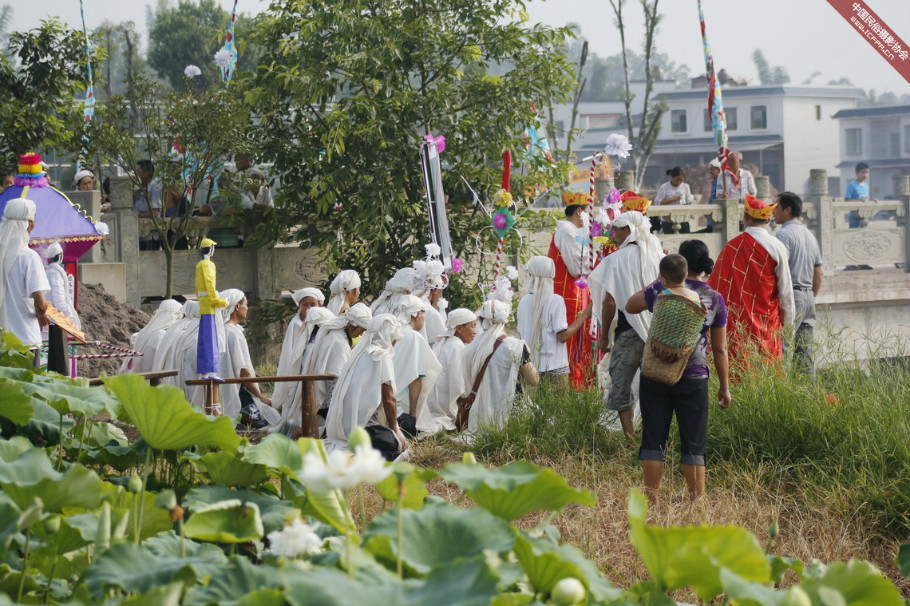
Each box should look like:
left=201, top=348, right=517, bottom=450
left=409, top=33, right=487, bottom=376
left=708, top=231, right=784, bottom=363
left=548, top=232, right=592, bottom=388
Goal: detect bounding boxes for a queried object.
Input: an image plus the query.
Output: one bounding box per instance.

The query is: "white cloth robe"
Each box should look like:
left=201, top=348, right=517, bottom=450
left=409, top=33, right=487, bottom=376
left=151, top=317, right=195, bottom=385
left=588, top=241, right=662, bottom=342
left=302, top=327, right=352, bottom=410
left=46, top=263, right=80, bottom=330
left=418, top=336, right=465, bottom=434
left=463, top=335, right=526, bottom=435
left=324, top=350, right=396, bottom=453
left=393, top=327, right=442, bottom=418
left=554, top=219, right=584, bottom=277
left=174, top=319, right=205, bottom=407
left=4, top=249, right=50, bottom=347
left=272, top=314, right=308, bottom=412
left=220, top=323, right=281, bottom=423
left=419, top=304, right=447, bottom=347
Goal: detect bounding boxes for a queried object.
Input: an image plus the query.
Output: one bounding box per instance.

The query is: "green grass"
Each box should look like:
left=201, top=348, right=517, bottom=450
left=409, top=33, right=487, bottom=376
left=470, top=349, right=910, bottom=540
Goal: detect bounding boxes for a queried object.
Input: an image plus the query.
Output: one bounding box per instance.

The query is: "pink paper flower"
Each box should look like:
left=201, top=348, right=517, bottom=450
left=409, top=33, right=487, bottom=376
left=590, top=223, right=602, bottom=238
left=574, top=275, right=588, bottom=290
left=493, top=213, right=508, bottom=229
left=451, top=257, right=462, bottom=273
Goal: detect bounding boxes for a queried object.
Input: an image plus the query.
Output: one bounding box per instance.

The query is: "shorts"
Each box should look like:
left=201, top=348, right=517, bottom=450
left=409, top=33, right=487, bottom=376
left=639, top=376, right=709, bottom=466
left=605, top=330, right=645, bottom=412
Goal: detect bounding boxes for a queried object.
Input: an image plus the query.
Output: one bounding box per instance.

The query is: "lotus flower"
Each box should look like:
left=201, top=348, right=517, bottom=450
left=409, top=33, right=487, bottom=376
left=267, top=519, right=323, bottom=557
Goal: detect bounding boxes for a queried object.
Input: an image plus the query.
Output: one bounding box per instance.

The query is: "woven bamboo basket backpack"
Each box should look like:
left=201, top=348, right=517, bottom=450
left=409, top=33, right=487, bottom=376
left=641, top=291, right=707, bottom=385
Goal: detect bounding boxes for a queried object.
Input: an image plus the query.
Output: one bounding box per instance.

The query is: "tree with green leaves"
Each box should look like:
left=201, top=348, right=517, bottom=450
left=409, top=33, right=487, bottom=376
left=248, top=0, right=576, bottom=303
left=90, top=73, right=253, bottom=297
left=751, top=49, right=790, bottom=86
left=0, top=19, right=93, bottom=172
left=147, top=0, right=263, bottom=91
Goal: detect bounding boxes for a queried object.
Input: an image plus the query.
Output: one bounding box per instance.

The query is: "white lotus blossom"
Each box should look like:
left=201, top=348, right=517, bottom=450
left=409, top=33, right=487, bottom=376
left=299, top=445, right=392, bottom=493
left=214, top=48, right=233, bottom=68
left=267, top=518, right=323, bottom=557
left=506, top=265, right=519, bottom=281
left=604, top=133, right=632, bottom=159
left=184, top=65, right=202, bottom=78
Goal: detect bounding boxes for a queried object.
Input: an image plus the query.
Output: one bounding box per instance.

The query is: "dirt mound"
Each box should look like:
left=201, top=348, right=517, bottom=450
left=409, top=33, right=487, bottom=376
left=76, top=283, right=149, bottom=377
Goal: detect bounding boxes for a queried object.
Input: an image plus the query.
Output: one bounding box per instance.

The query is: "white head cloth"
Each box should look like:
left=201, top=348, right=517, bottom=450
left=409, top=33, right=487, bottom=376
left=293, top=287, right=324, bottom=306
left=327, top=270, right=361, bottom=315
left=73, top=169, right=93, bottom=186
left=302, top=306, right=354, bottom=374
left=128, top=299, right=184, bottom=369
left=345, top=302, right=372, bottom=329
left=612, top=211, right=663, bottom=277
left=435, top=307, right=476, bottom=345
left=45, top=242, right=64, bottom=263
left=370, top=267, right=416, bottom=314
left=412, top=258, right=446, bottom=294
left=0, top=198, right=37, bottom=328
left=466, top=300, right=510, bottom=380
left=220, top=289, right=246, bottom=323
left=524, top=256, right=556, bottom=366
left=395, top=294, right=426, bottom=325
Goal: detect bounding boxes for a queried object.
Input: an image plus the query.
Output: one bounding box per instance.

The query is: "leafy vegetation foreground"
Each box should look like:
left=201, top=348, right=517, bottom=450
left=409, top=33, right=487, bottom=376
left=0, top=335, right=908, bottom=605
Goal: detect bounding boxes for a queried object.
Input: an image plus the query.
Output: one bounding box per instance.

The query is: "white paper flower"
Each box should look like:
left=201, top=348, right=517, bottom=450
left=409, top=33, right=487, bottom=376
left=488, top=276, right=514, bottom=303
left=267, top=518, right=323, bottom=557
left=506, top=265, right=519, bottom=281
left=95, top=222, right=110, bottom=236
left=604, top=133, right=632, bottom=159
left=437, top=297, right=449, bottom=313
left=214, top=48, right=233, bottom=68
left=425, top=242, right=441, bottom=258
left=184, top=64, right=202, bottom=78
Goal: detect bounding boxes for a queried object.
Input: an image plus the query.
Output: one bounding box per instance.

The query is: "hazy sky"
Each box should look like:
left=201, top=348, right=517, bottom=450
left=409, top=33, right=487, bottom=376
left=9, top=0, right=910, bottom=94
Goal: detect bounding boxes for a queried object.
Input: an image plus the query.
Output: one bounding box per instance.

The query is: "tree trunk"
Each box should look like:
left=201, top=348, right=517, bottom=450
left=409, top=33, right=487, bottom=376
left=164, top=246, right=175, bottom=299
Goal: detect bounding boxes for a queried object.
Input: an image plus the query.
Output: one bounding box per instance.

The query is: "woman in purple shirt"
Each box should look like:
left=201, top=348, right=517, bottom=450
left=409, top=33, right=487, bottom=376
left=625, top=239, right=732, bottom=503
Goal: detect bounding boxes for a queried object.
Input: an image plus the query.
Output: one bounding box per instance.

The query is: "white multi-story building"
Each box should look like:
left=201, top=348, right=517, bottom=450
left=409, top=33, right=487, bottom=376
left=645, top=85, right=863, bottom=194
left=832, top=104, right=910, bottom=198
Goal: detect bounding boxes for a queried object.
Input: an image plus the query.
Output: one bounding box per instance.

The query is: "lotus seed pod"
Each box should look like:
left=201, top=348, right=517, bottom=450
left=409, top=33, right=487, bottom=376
left=462, top=452, right=477, bottom=465
left=780, top=586, right=811, bottom=606
left=551, top=577, right=586, bottom=606
left=769, top=520, right=780, bottom=539
left=127, top=475, right=143, bottom=493
left=43, top=515, right=61, bottom=534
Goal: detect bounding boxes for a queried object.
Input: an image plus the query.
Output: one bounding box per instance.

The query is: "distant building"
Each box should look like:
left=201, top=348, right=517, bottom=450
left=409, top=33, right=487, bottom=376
left=644, top=86, right=863, bottom=194
left=832, top=105, right=910, bottom=198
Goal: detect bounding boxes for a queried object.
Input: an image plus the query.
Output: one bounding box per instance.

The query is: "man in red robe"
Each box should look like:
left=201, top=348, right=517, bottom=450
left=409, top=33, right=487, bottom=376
left=708, top=194, right=794, bottom=366
left=548, top=192, right=593, bottom=388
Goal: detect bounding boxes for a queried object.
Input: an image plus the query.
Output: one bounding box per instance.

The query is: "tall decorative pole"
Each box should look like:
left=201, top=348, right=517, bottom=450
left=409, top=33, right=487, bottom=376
left=491, top=150, right=516, bottom=289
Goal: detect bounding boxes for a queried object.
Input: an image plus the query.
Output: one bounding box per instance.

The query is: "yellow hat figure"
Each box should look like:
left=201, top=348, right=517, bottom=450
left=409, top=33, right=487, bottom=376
left=620, top=190, right=651, bottom=213
left=743, top=194, right=776, bottom=221
left=196, top=236, right=228, bottom=398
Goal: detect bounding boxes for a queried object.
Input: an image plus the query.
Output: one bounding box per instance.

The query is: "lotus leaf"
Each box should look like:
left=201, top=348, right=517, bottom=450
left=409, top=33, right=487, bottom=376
left=183, top=499, right=265, bottom=543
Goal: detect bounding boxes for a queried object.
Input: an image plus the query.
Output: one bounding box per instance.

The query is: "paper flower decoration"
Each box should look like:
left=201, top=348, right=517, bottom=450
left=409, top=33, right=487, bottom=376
left=333, top=203, right=343, bottom=211
left=605, top=134, right=632, bottom=159
left=184, top=65, right=202, bottom=78
left=214, top=49, right=233, bottom=68
left=490, top=208, right=515, bottom=238
left=574, top=275, right=588, bottom=290
left=590, top=223, right=603, bottom=238
left=451, top=257, right=463, bottom=273
left=492, top=188, right=513, bottom=207
left=506, top=265, right=519, bottom=281
left=425, top=133, right=446, bottom=154
left=608, top=188, right=621, bottom=204
left=493, top=213, right=508, bottom=230
left=425, top=242, right=441, bottom=258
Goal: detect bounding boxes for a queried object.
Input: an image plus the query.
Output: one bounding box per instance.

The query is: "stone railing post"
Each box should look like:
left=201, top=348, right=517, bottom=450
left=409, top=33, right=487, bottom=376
left=755, top=176, right=771, bottom=202
left=897, top=176, right=910, bottom=272
left=720, top=198, right=740, bottom=242
left=616, top=170, right=635, bottom=191
left=110, top=177, right=141, bottom=305
left=812, top=170, right=836, bottom=274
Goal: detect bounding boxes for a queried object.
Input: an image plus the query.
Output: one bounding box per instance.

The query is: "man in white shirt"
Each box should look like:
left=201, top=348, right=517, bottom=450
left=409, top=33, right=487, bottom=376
left=517, top=256, right=591, bottom=382
left=0, top=198, right=51, bottom=355
left=717, top=151, right=756, bottom=201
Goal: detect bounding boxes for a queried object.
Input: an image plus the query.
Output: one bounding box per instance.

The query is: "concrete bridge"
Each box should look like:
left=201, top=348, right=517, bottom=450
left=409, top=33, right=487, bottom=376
left=73, top=172, right=910, bottom=367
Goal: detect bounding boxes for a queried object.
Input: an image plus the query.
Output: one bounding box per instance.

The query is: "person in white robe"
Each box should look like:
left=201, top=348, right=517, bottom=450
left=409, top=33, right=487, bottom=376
left=152, top=301, right=197, bottom=386
left=173, top=303, right=205, bottom=408
left=516, top=256, right=591, bottom=381
left=326, top=269, right=361, bottom=315
left=392, top=295, right=441, bottom=437
left=0, top=198, right=50, bottom=350
left=588, top=210, right=664, bottom=437
left=219, top=289, right=281, bottom=425
left=417, top=308, right=477, bottom=435
left=463, top=300, right=538, bottom=435
left=369, top=267, right=416, bottom=316
left=303, top=303, right=372, bottom=412
left=411, top=256, right=448, bottom=346
left=324, top=314, right=408, bottom=460
left=120, top=299, right=183, bottom=373
left=43, top=242, right=80, bottom=331
left=272, top=287, right=324, bottom=412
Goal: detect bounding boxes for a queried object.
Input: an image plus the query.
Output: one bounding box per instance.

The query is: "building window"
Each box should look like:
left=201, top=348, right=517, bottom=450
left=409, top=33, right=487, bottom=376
left=703, top=107, right=737, bottom=131
left=815, top=105, right=822, bottom=121
left=671, top=109, right=687, bottom=133
left=751, top=105, right=767, bottom=129
left=845, top=128, right=862, bottom=156
left=904, top=125, right=910, bottom=153
left=890, top=132, right=900, bottom=158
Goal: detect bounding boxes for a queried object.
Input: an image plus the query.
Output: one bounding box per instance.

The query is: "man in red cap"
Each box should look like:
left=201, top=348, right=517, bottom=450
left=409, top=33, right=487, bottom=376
left=708, top=194, right=794, bottom=366
left=548, top=192, right=593, bottom=388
